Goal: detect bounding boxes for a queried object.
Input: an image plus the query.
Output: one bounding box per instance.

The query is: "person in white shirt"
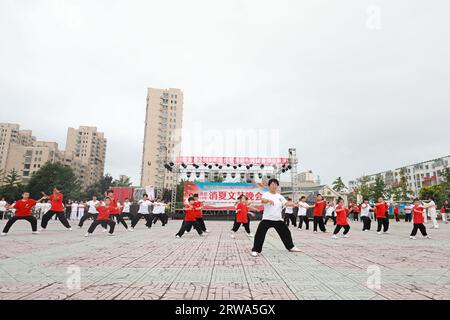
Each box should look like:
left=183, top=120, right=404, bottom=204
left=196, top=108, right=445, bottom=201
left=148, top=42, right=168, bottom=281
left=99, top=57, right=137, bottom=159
left=0, top=198, right=8, bottom=219
left=297, top=196, right=311, bottom=230
left=283, top=197, right=297, bottom=227
left=251, top=179, right=301, bottom=257
left=121, top=198, right=133, bottom=221
left=404, top=204, right=413, bottom=222
left=324, top=201, right=336, bottom=225
left=77, top=201, right=86, bottom=221
left=422, top=197, right=439, bottom=229
left=360, top=198, right=373, bottom=231
left=152, top=199, right=168, bottom=226
left=70, top=201, right=79, bottom=220
left=131, top=194, right=153, bottom=230
left=78, top=196, right=100, bottom=228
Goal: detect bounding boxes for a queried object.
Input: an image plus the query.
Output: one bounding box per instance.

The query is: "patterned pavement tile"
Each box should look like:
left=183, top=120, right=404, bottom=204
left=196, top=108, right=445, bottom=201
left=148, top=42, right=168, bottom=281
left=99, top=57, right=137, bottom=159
left=1, top=219, right=450, bottom=300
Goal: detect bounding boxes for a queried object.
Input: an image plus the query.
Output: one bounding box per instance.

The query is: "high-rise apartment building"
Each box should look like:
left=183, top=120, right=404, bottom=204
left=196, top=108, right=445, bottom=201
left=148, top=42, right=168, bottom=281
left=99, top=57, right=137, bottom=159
left=141, top=88, right=183, bottom=192
left=65, top=126, right=107, bottom=187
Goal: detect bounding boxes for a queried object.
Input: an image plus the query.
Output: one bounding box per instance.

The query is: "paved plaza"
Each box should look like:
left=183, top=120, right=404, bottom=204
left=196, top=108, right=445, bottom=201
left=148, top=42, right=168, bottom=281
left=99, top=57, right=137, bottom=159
left=1, top=218, right=450, bottom=300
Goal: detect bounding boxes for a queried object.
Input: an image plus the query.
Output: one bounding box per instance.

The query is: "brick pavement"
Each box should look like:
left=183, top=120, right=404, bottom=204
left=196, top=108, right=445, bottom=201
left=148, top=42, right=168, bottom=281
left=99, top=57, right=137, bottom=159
left=1, top=218, right=449, bottom=300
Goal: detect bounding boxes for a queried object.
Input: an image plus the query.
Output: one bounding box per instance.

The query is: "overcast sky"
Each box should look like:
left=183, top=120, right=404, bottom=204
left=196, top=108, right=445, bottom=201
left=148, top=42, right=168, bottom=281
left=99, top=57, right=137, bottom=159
left=1, top=0, right=449, bottom=186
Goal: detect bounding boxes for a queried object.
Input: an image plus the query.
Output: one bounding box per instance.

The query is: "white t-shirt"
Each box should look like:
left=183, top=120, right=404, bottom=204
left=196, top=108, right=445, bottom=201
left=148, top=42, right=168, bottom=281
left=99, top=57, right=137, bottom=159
left=360, top=203, right=371, bottom=217
left=325, top=206, right=335, bottom=217
left=298, top=201, right=310, bottom=216
left=153, top=203, right=166, bottom=214
left=0, top=200, right=7, bottom=211
left=43, top=203, right=51, bottom=213
left=78, top=204, right=85, bottom=215
left=87, top=200, right=99, bottom=214
left=262, top=192, right=287, bottom=221
left=123, top=201, right=131, bottom=213
left=138, top=200, right=152, bottom=214
left=285, top=206, right=294, bottom=214
left=71, top=203, right=79, bottom=213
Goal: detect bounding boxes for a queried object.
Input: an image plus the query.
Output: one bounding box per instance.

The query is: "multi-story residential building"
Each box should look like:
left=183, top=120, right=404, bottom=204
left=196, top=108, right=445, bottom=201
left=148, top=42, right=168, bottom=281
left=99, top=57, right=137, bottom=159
left=65, top=126, right=107, bottom=187
left=141, top=88, right=184, bottom=192
left=0, top=123, right=103, bottom=188
left=349, top=155, right=450, bottom=196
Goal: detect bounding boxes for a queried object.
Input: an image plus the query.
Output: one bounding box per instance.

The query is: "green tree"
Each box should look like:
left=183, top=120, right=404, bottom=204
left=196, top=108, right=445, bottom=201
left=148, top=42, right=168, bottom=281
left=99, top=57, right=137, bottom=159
left=371, top=175, right=386, bottom=200
left=332, top=177, right=346, bottom=192
left=27, top=162, right=80, bottom=200
left=356, top=176, right=372, bottom=200
left=397, top=168, right=413, bottom=200
left=0, top=169, right=24, bottom=202
left=419, top=185, right=447, bottom=206
left=114, top=175, right=132, bottom=187
left=100, top=174, right=116, bottom=193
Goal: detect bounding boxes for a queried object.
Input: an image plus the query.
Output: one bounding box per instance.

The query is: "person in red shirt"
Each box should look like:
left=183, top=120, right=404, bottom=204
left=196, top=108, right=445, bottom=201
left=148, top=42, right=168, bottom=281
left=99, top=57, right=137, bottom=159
left=311, top=194, right=327, bottom=233
left=231, top=195, right=259, bottom=238
left=350, top=203, right=360, bottom=221
left=332, top=198, right=350, bottom=239
left=394, top=205, right=400, bottom=222
left=176, top=197, right=203, bottom=238
left=375, top=197, right=389, bottom=234
left=105, top=190, right=129, bottom=230
left=193, top=193, right=208, bottom=233
left=40, top=187, right=72, bottom=231
left=410, top=198, right=430, bottom=240
left=1, top=192, right=46, bottom=235
left=85, top=197, right=116, bottom=237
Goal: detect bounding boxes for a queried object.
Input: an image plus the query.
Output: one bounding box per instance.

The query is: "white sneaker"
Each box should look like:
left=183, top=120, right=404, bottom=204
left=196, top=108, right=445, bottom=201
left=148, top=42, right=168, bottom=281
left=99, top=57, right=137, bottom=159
left=251, top=251, right=259, bottom=257
left=128, top=228, right=134, bottom=232
left=332, top=235, right=339, bottom=239
left=298, top=228, right=303, bottom=231
left=77, top=226, right=82, bottom=229
left=32, top=231, right=40, bottom=235
left=176, top=235, right=181, bottom=238
left=108, top=233, right=115, bottom=236
left=410, top=236, right=416, bottom=240
left=314, top=231, right=318, bottom=234
left=204, top=229, right=210, bottom=233
left=39, top=228, right=46, bottom=232
left=102, top=229, right=108, bottom=233
left=289, top=247, right=302, bottom=252
left=247, top=233, right=254, bottom=237
left=425, top=236, right=431, bottom=239
left=230, top=234, right=235, bottom=239
left=1, top=232, right=6, bottom=236
left=84, top=233, right=90, bottom=237
left=343, top=235, right=350, bottom=238
left=67, top=228, right=73, bottom=231
left=377, top=232, right=382, bottom=235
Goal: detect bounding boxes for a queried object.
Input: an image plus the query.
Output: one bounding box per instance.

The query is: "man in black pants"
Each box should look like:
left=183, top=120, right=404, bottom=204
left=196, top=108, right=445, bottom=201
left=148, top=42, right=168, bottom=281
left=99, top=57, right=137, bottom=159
left=297, top=196, right=311, bottom=230
left=85, top=198, right=116, bottom=237
left=78, top=196, right=100, bottom=228
left=284, top=198, right=297, bottom=227
left=40, top=188, right=72, bottom=231
left=176, top=197, right=203, bottom=238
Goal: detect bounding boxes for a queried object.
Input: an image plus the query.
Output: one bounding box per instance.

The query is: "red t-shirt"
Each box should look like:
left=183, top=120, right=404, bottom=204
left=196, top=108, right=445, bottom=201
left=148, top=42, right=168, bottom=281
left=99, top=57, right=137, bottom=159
left=313, top=201, right=326, bottom=217
left=352, top=206, right=360, bottom=213
left=184, top=204, right=197, bottom=222
left=109, top=198, right=121, bottom=214
left=96, top=206, right=111, bottom=221
left=335, top=205, right=349, bottom=225
left=394, top=206, right=399, bottom=214
left=236, top=202, right=249, bottom=223
left=375, top=203, right=387, bottom=218
left=193, top=201, right=203, bottom=218
left=413, top=206, right=424, bottom=224
left=12, top=199, right=37, bottom=217
left=49, top=193, right=64, bottom=212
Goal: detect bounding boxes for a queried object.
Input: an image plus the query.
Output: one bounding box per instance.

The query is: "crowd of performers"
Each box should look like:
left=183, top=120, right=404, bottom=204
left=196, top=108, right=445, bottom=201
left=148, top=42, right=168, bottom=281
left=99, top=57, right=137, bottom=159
left=1, top=181, right=450, bottom=257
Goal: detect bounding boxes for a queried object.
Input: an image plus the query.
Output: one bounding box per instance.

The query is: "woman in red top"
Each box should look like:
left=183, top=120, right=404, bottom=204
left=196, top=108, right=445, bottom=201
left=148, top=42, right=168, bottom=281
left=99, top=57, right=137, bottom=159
left=40, top=187, right=72, bottom=231
left=176, top=197, right=204, bottom=238
left=85, top=197, right=116, bottom=237
left=332, top=198, right=350, bottom=239
left=311, top=194, right=327, bottom=233
left=375, top=197, right=389, bottom=234
left=1, top=192, right=46, bottom=236
left=231, top=195, right=258, bottom=238
left=410, top=198, right=430, bottom=240
left=394, top=205, right=400, bottom=222
left=105, top=190, right=129, bottom=230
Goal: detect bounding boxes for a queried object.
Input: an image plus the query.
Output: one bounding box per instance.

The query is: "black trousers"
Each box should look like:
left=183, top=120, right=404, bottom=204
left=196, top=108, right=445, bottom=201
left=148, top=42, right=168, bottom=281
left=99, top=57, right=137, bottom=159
left=284, top=214, right=297, bottom=227
left=405, top=214, right=412, bottom=222
left=252, top=220, right=295, bottom=253
left=377, top=218, right=389, bottom=232
left=232, top=221, right=251, bottom=233
left=88, top=220, right=115, bottom=234
left=2, top=216, right=38, bottom=233
left=333, top=224, right=350, bottom=235
left=361, top=216, right=372, bottom=231
left=353, top=213, right=359, bottom=221
left=152, top=214, right=168, bottom=226
left=186, top=217, right=207, bottom=232
left=411, top=223, right=427, bottom=237
left=394, top=214, right=400, bottom=222
left=78, top=213, right=97, bottom=227
left=176, top=220, right=203, bottom=237
left=298, top=216, right=310, bottom=229
left=110, top=214, right=128, bottom=229
left=324, top=216, right=336, bottom=225
left=41, top=211, right=71, bottom=229
left=131, top=213, right=153, bottom=228
left=313, top=216, right=326, bottom=232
